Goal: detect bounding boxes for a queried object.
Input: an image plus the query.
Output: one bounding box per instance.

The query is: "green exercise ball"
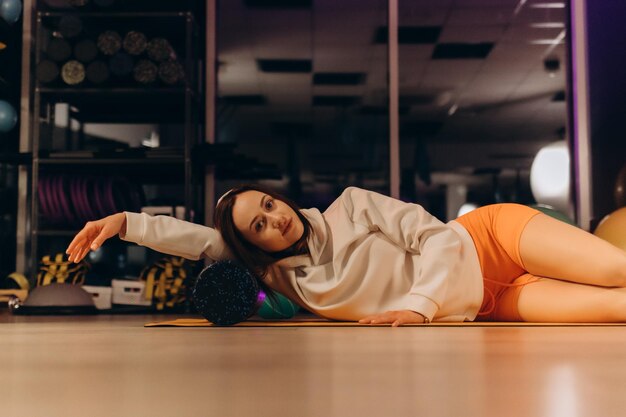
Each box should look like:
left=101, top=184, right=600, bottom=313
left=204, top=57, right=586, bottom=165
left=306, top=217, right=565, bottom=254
left=529, top=204, right=576, bottom=226
left=258, top=292, right=299, bottom=319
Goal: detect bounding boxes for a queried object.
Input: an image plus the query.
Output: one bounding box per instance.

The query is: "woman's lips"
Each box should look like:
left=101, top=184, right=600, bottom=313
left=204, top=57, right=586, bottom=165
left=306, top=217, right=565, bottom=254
left=283, top=218, right=292, bottom=235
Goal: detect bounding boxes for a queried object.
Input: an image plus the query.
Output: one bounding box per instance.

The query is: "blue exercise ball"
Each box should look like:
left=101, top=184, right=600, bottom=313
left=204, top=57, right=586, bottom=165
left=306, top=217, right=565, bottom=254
left=0, top=0, right=22, bottom=24
left=0, top=100, right=17, bottom=132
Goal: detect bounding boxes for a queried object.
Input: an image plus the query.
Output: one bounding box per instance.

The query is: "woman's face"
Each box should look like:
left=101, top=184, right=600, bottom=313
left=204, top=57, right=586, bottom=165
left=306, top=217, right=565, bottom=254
left=231, top=190, right=305, bottom=252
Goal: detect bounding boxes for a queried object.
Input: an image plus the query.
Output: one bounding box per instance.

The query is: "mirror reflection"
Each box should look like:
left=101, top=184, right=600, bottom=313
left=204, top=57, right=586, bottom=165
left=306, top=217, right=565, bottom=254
left=216, top=0, right=569, bottom=220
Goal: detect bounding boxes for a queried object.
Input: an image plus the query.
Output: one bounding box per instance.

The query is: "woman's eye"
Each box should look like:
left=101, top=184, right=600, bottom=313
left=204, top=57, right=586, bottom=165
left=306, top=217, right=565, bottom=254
left=255, top=220, right=265, bottom=232
left=265, top=199, right=273, bottom=210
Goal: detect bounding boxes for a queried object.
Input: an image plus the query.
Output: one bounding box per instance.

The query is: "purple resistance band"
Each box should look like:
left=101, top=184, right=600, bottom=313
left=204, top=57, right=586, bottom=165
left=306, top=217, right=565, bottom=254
left=57, top=175, right=73, bottom=224
left=102, top=178, right=114, bottom=215
left=48, top=176, right=63, bottom=224
left=110, top=176, right=143, bottom=213
left=81, top=176, right=98, bottom=221
left=92, top=177, right=108, bottom=217
left=38, top=175, right=144, bottom=226
left=44, top=176, right=58, bottom=223
left=38, top=177, right=50, bottom=221
left=86, top=177, right=101, bottom=222
left=56, top=176, right=69, bottom=224
left=71, top=176, right=89, bottom=225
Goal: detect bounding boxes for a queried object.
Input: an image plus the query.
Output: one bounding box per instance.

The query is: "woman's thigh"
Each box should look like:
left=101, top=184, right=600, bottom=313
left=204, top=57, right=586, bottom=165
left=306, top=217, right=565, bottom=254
left=515, top=276, right=626, bottom=322
left=519, top=213, right=626, bottom=287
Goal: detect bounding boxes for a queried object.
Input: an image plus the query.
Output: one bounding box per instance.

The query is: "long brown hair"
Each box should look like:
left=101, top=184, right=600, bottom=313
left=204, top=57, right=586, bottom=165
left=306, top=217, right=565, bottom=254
left=214, top=184, right=311, bottom=282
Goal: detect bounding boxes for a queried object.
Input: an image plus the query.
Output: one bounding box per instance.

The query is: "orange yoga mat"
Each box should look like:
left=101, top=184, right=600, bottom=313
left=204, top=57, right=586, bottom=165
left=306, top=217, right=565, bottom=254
left=145, top=317, right=626, bottom=327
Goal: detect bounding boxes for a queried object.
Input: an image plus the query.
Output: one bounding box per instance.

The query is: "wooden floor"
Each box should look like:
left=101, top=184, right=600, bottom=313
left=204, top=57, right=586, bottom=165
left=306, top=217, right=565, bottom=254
left=2, top=313, right=626, bottom=417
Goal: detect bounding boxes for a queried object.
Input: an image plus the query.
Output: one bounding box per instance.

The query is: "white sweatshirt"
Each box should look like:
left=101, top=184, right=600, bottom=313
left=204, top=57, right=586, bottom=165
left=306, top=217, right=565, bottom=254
left=121, top=187, right=484, bottom=322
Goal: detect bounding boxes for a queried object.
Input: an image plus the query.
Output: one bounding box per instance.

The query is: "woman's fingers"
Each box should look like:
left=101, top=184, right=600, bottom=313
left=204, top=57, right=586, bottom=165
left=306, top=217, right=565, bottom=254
left=65, top=238, right=83, bottom=258
left=66, top=224, right=96, bottom=252
left=66, top=224, right=100, bottom=263
left=67, top=241, right=87, bottom=262
left=358, top=312, right=393, bottom=325
left=79, top=245, right=92, bottom=261
left=358, top=310, right=427, bottom=326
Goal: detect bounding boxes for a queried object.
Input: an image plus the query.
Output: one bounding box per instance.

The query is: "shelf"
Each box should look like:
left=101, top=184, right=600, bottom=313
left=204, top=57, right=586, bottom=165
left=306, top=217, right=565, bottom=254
left=37, top=151, right=188, bottom=184
left=37, top=0, right=202, bottom=14
left=37, top=87, right=196, bottom=123
left=38, top=157, right=185, bottom=165
left=38, top=87, right=188, bottom=95
left=38, top=161, right=187, bottom=184
left=39, top=11, right=193, bottom=18
left=0, top=152, right=32, bottom=165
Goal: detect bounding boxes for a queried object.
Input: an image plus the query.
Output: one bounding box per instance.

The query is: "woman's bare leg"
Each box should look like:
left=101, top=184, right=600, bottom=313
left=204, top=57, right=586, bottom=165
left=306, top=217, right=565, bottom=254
left=516, top=276, right=626, bottom=322
left=519, top=213, right=626, bottom=287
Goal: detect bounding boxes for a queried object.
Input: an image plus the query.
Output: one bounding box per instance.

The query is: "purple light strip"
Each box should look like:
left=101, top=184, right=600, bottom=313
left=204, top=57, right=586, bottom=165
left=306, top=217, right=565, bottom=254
left=570, top=0, right=581, bottom=223
left=255, top=290, right=266, bottom=311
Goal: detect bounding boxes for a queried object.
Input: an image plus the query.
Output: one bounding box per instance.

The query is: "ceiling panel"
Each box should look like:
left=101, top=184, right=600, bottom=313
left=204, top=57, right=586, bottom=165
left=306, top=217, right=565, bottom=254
left=316, top=0, right=386, bottom=13
left=446, top=6, right=518, bottom=26
left=457, top=0, right=523, bottom=5
left=419, top=60, right=484, bottom=90
left=248, top=10, right=312, bottom=58
left=438, top=25, right=505, bottom=43
left=503, top=25, right=564, bottom=43
left=398, top=6, right=450, bottom=26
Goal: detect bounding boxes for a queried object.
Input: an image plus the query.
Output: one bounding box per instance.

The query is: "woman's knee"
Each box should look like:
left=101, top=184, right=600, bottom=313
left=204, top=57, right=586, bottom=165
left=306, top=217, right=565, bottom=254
left=597, top=258, right=626, bottom=287
left=603, top=291, right=626, bottom=321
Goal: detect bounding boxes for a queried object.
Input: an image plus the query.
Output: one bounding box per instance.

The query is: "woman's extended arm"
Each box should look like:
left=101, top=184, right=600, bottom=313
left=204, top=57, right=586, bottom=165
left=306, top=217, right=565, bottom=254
left=66, top=212, right=233, bottom=263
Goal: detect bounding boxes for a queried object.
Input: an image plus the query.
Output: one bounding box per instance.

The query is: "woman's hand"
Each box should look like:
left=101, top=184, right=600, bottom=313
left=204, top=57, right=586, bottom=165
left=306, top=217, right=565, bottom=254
left=65, top=213, right=127, bottom=263
left=358, top=310, right=428, bottom=327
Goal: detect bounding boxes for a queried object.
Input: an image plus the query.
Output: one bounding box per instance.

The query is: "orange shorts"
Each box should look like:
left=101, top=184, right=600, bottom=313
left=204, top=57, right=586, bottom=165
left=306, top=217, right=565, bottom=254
left=455, top=204, right=541, bottom=321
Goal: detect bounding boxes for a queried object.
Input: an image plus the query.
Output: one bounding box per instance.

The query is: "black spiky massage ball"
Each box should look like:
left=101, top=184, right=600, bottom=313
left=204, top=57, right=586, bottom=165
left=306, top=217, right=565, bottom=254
left=192, top=260, right=261, bottom=326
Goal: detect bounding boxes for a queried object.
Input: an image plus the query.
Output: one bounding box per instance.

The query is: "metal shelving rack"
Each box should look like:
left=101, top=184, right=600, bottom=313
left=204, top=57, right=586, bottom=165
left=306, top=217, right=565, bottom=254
left=20, top=0, right=205, bottom=281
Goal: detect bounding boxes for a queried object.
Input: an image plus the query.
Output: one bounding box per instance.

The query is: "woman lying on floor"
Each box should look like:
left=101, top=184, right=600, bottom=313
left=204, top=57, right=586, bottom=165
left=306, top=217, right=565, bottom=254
left=66, top=185, right=626, bottom=325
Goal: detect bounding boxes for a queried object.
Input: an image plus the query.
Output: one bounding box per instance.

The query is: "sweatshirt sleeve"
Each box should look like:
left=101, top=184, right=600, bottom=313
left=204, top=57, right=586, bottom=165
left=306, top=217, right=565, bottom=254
left=119, top=212, right=234, bottom=261
left=339, top=187, right=463, bottom=320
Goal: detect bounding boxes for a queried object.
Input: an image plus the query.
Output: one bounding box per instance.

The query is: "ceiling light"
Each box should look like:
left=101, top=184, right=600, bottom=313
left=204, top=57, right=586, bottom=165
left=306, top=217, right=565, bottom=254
left=530, top=3, right=565, bottom=8
left=514, top=0, right=528, bottom=16
left=530, top=141, right=571, bottom=216
left=458, top=203, right=479, bottom=217
left=448, top=103, right=458, bottom=116
left=530, top=22, right=565, bottom=28
left=529, top=39, right=565, bottom=45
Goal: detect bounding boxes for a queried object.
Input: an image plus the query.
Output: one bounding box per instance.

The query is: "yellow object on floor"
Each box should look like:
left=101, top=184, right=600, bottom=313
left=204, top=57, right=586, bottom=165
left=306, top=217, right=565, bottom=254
left=145, top=317, right=626, bottom=327
left=0, top=289, right=28, bottom=303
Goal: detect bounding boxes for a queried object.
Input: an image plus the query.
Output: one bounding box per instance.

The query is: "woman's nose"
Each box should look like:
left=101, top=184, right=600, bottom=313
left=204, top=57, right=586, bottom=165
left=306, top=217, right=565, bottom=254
left=268, top=214, right=283, bottom=228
